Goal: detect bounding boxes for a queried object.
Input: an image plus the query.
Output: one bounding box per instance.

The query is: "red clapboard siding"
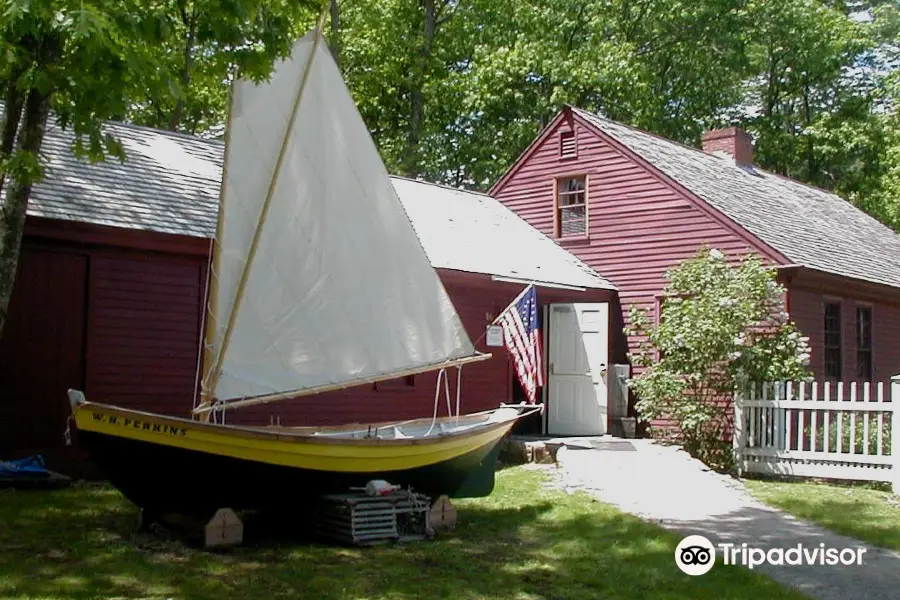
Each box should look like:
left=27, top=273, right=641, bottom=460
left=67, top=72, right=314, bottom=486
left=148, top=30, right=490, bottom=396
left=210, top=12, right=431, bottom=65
left=876, top=304, right=900, bottom=384
left=85, top=255, right=203, bottom=416
left=494, top=109, right=900, bottom=433
left=788, top=273, right=900, bottom=385
left=0, top=248, right=87, bottom=460
left=786, top=287, right=826, bottom=379
left=491, top=111, right=786, bottom=430
left=492, top=113, right=771, bottom=359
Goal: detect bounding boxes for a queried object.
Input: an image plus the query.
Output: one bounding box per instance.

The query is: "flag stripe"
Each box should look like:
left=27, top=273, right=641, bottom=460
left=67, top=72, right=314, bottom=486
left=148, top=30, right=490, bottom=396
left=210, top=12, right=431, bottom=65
left=496, top=285, right=543, bottom=403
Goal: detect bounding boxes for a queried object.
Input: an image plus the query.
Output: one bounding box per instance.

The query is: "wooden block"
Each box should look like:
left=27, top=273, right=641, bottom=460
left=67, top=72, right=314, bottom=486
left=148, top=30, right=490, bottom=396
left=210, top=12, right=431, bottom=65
left=428, top=495, right=457, bottom=531
left=205, top=508, right=243, bottom=548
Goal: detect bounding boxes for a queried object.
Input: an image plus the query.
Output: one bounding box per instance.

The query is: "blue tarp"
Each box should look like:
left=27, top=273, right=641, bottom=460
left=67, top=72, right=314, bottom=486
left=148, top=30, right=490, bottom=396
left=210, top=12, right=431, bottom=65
left=0, top=455, right=52, bottom=479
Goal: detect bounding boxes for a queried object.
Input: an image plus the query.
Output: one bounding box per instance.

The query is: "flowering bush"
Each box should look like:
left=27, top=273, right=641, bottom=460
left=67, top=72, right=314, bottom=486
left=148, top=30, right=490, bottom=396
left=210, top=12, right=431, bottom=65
left=627, top=248, right=810, bottom=471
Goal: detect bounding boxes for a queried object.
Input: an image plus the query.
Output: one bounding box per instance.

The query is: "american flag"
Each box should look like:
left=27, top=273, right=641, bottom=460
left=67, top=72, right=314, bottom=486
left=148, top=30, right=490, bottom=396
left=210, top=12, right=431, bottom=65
left=497, top=285, right=544, bottom=403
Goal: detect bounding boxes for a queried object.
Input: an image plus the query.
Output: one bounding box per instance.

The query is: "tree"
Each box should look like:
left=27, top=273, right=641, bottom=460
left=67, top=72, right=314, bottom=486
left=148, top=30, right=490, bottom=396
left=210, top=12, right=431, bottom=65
left=331, top=0, right=756, bottom=187
left=722, top=0, right=900, bottom=230
left=1, top=0, right=157, bottom=337
left=626, top=248, right=811, bottom=471
left=269, top=0, right=900, bottom=215
left=125, top=0, right=313, bottom=134
left=864, top=0, right=900, bottom=230
left=335, top=0, right=463, bottom=178
left=0, top=0, right=316, bottom=338
left=432, top=0, right=752, bottom=187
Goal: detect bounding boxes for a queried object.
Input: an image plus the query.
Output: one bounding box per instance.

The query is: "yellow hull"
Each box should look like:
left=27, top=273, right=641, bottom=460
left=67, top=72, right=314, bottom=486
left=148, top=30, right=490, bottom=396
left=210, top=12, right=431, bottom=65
left=74, top=401, right=521, bottom=473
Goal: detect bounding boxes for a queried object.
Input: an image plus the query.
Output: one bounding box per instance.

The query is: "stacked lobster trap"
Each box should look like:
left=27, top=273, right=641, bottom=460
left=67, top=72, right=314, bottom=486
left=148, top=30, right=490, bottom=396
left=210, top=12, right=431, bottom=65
left=313, top=486, right=434, bottom=546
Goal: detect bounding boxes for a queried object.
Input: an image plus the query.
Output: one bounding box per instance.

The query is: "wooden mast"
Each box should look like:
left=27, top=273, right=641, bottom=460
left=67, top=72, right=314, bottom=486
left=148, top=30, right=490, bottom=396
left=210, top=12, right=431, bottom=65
left=203, top=12, right=329, bottom=415
left=196, top=84, right=235, bottom=421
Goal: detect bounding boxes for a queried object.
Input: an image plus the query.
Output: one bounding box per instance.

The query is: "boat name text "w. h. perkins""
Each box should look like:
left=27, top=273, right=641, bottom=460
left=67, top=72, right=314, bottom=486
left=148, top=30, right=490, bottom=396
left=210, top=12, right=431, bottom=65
left=92, top=412, right=187, bottom=436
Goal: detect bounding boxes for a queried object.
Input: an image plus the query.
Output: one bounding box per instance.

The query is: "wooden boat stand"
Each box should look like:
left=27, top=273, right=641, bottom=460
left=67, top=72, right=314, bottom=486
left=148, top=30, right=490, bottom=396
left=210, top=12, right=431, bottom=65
left=134, top=491, right=458, bottom=549
left=137, top=508, right=244, bottom=549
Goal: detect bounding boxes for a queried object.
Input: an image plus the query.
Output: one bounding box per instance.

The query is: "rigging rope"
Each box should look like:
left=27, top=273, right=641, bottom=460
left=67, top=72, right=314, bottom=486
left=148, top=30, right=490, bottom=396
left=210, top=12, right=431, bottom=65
left=63, top=416, right=73, bottom=447
left=455, top=365, right=463, bottom=419
left=425, top=368, right=452, bottom=436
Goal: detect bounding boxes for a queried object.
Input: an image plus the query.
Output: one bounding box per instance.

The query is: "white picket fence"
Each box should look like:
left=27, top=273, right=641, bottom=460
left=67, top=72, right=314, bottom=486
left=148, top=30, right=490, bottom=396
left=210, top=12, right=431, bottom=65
left=733, top=376, right=900, bottom=492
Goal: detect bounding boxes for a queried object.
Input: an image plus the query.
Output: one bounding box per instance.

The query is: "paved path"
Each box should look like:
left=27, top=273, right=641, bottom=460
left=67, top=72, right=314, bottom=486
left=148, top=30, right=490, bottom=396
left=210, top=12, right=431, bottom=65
left=555, top=438, right=900, bottom=600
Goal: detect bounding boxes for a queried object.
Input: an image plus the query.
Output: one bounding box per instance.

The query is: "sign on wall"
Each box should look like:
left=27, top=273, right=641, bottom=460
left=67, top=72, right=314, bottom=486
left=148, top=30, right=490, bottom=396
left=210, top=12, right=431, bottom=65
left=485, top=324, right=504, bottom=347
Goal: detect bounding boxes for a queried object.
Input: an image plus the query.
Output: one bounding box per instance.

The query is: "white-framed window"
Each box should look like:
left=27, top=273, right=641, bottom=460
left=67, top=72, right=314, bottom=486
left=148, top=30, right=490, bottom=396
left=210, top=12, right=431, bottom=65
left=556, top=175, right=587, bottom=238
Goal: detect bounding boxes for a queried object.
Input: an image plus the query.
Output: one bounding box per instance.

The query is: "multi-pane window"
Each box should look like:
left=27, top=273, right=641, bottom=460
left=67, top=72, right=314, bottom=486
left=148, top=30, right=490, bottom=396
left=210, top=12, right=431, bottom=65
left=824, top=302, right=842, bottom=380
left=557, top=176, right=587, bottom=237
left=856, top=306, right=872, bottom=381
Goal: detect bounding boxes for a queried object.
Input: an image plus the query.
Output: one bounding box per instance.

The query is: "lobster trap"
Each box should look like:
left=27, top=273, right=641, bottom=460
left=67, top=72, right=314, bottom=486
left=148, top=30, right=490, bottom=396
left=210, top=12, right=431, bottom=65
left=314, top=489, right=433, bottom=546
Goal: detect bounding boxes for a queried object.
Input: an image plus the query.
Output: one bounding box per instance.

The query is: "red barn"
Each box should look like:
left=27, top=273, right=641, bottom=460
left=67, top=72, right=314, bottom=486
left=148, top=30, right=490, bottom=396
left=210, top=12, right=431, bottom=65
left=0, top=118, right=619, bottom=474
left=491, top=107, right=900, bottom=411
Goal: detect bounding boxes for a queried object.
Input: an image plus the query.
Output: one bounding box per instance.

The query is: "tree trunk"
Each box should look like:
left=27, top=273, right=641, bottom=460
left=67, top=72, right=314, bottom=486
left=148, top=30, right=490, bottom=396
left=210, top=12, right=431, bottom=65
left=329, top=0, right=342, bottom=71
left=168, top=3, right=197, bottom=131
left=0, top=86, right=53, bottom=339
left=0, top=64, right=27, bottom=200
left=401, top=0, right=439, bottom=177
left=802, top=74, right=815, bottom=182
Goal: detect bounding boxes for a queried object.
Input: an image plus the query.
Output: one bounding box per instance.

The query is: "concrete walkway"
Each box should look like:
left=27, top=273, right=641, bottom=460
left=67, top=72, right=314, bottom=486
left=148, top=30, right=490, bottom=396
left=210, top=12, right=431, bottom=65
left=555, top=438, right=900, bottom=600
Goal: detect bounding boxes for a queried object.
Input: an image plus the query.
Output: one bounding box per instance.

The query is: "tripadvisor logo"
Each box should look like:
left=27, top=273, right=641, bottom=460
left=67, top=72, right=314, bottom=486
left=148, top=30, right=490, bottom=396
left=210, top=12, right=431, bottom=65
left=675, top=535, right=868, bottom=575
left=675, top=535, right=716, bottom=576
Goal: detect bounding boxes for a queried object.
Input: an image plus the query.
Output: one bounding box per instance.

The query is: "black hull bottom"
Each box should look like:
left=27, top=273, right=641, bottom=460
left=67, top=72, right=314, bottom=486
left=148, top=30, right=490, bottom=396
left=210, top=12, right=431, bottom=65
left=79, top=431, right=504, bottom=516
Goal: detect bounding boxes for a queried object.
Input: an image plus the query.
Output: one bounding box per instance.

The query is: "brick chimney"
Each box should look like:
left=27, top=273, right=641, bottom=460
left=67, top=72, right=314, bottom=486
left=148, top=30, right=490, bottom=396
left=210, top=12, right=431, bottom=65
left=701, top=127, right=753, bottom=166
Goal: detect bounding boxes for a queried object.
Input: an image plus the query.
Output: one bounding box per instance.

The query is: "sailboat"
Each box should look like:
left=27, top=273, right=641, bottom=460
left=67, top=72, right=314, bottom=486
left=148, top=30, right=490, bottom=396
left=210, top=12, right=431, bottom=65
left=66, top=27, right=538, bottom=518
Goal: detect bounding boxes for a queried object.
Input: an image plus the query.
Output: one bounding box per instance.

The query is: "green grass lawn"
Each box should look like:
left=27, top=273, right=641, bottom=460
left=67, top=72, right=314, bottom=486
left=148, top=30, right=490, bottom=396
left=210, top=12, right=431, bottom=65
left=745, top=478, right=900, bottom=551
left=0, top=466, right=806, bottom=600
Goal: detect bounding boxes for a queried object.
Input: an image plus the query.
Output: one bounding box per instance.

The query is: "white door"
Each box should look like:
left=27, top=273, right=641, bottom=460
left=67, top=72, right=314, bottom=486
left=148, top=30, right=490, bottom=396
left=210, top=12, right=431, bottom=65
left=547, top=303, right=609, bottom=436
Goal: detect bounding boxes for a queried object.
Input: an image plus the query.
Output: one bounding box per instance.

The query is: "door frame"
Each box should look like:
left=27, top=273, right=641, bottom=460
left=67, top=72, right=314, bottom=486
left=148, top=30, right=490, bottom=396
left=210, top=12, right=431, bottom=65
left=541, top=305, right=550, bottom=434
left=543, top=302, right=611, bottom=436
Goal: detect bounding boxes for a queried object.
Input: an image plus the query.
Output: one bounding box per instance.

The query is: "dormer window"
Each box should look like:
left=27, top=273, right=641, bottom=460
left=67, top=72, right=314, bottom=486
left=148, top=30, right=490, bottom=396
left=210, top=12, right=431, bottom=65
left=560, top=130, right=577, bottom=159
left=556, top=176, right=587, bottom=238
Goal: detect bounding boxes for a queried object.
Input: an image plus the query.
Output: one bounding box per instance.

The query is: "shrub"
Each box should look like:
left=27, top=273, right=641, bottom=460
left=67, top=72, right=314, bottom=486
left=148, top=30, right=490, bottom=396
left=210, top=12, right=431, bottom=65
left=627, top=248, right=810, bottom=471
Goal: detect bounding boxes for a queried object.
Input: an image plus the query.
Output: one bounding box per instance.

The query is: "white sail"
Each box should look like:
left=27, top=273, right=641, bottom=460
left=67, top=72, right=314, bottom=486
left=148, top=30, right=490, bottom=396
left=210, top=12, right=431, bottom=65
left=205, top=30, right=478, bottom=403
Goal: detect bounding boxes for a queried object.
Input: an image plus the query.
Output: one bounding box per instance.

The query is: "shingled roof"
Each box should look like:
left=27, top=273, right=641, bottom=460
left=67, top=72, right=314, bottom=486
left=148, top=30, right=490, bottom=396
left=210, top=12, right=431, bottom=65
left=30, top=117, right=222, bottom=238
left=23, top=115, right=613, bottom=290
left=574, top=107, right=900, bottom=290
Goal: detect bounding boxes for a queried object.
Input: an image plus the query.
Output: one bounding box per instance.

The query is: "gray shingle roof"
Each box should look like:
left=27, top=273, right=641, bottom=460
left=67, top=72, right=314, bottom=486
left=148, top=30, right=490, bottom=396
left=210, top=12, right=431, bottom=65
left=29, top=116, right=222, bottom=238
left=575, top=107, right=900, bottom=290
left=23, top=116, right=613, bottom=290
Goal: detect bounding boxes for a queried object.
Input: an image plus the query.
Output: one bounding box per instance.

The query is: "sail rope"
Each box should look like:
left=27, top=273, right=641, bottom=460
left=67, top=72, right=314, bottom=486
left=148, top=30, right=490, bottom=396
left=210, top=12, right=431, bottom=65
left=455, top=365, right=463, bottom=419
left=63, top=416, right=73, bottom=446
left=425, top=368, right=453, bottom=437
left=210, top=396, right=228, bottom=425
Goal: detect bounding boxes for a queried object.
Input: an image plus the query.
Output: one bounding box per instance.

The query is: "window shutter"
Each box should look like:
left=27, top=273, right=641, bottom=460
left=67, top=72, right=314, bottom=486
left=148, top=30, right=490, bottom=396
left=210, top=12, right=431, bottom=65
left=823, top=302, right=842, bottom=380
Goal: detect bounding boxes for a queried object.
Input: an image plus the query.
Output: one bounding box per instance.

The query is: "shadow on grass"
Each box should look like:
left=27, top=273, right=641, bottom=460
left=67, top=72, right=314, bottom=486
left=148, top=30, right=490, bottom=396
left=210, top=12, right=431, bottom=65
left=0, top=470, right=804, bottom=600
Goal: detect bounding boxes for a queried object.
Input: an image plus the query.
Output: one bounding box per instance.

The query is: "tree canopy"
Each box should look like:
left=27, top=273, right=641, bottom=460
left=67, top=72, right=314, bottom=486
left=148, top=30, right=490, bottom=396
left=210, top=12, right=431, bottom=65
left=324, top=0, right=900, bottom=228
left=0, top=0, right=318, bottom=335
left=2, top=0, right=900, bottom=338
